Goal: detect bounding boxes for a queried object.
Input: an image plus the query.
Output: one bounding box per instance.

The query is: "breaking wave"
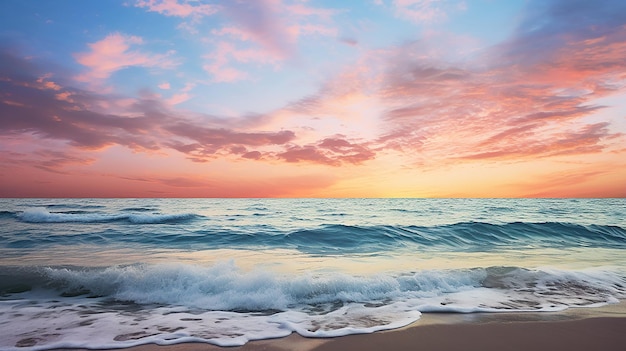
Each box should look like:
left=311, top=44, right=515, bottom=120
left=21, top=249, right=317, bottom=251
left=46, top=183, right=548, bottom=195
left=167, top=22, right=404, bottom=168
left=17, top=207, right=198, bottom=224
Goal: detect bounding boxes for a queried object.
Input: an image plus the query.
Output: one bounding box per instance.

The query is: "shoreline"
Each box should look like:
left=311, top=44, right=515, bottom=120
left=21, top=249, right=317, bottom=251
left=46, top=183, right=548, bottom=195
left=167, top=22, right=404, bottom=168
left=50, top=301, right=626, bottom=351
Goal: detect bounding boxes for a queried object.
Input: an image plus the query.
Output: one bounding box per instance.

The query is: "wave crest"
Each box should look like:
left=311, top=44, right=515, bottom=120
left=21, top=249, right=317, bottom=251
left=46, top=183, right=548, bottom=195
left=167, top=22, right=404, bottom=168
left=40, top=262, right=625, bottom=312
left=18, top=207, right=198, bottom=224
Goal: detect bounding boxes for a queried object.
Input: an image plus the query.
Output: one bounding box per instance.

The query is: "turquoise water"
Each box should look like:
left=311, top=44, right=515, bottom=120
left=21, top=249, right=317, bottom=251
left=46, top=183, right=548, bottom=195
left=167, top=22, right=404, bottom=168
left=1, top=198, right=625, bottom=349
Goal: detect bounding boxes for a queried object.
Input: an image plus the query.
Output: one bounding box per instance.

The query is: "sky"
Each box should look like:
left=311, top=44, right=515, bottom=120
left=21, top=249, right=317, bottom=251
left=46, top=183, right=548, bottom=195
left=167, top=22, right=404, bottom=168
left=0, top=0, right=625, bottom=198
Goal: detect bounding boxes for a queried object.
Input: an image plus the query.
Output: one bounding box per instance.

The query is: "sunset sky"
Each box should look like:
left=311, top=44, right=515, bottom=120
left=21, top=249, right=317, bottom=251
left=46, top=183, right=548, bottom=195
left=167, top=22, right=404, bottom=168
left=1, top=0, right=625, bottom=197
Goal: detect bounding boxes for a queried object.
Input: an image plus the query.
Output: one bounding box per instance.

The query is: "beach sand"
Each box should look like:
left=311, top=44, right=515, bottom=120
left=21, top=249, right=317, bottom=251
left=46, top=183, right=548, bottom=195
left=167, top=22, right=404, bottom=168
left=52, top=302, right=626, bottom=351
left=311, top=316, right=626, bottom=351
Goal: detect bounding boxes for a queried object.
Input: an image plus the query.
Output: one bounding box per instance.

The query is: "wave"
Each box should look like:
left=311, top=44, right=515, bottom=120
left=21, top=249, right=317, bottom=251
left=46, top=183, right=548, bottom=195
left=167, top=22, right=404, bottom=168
left=153, top=222, right=625, bottom=254
left=45, top=203, right=106, bottom=209
left=20, top=203, right=107, bottom=210
left=1, top=262, right=624, bottom=350
left=274, top=222, right=626, bottom=253
left=121, top=207, right=159, bottom=212
left=8, top=211, right=626, bottom=251
left=17, top=207, right=198, bottom=224
left=0, top=210, right=15, bottom=219
left=4, top=263, right=623, bottom=312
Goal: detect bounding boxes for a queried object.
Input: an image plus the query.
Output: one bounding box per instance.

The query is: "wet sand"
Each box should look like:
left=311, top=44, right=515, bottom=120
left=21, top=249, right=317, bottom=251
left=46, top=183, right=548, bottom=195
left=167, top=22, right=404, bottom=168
left=52, top=302, right=626, bottom=351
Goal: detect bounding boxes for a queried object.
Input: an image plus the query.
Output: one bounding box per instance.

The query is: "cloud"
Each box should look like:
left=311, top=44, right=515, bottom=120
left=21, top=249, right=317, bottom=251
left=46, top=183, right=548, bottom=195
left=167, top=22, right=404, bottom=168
left=277, top=145, right=340, bottom=166
left=74, top=33, right=178, bottom=82
left=160, top=176, right=208, bottom=188
left=117, top=172, right=338, bottom=197
left=32, top=150, right=96, bottom=173
left=460, top=123, right=614, bottom=161
left=286, top=3, right=343, bottom=18
left=0, top=53, right=166, bottom=151
left=218, top=0, right=294, bottom=60
left=165, top=82, right=195, bottom=105
left=165, top=122, right=296, bottom=159
left=277, top=137, right=375, bottom=166
left=204, top=0, right=341, bottom=82
left=493, top=0, right=626, bottom=75
left=0, top=48, right=300, bottom=163
left=242, top=151, right=262, bottom=160
left=318, top=138, right=376, bottom=164
left=382, top=0, right=465, bottom=24
left=512, top=168, right=621, bottom=198
left=202, top=41, right=276, bottom=83
left=340, top=37, right=358, bottom=46
left=134, top=0, right=218, bottom=18
left=279, top=0, right=626, bottom=168
left=135, top=0, right=219, bottom=34
left=0, top=149, right=95, bottom=175
left=140, top=1, right=344, bottom=83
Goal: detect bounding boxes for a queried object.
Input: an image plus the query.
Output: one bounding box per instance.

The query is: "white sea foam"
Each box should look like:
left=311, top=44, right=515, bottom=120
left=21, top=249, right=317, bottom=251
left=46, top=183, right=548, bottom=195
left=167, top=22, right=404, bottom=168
left=19, top=207, right=124, bottom=223
left=127, top=213, right=196, bottom=224
left=0, top=295, right=421, bottom=350
left=18, top=207, right=196, bottom=224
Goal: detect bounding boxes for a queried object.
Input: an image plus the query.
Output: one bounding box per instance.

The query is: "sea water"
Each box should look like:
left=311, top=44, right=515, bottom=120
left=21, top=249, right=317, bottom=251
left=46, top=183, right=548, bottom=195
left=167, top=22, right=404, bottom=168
left=0, top=198, right=625, bottom=349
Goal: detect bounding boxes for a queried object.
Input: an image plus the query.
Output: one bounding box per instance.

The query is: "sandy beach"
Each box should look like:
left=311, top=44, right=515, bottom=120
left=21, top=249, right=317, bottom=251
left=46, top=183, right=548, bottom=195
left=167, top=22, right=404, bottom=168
left=50, top=302, right=626, bottom=351
left=311, top=316, right=626, bottom=351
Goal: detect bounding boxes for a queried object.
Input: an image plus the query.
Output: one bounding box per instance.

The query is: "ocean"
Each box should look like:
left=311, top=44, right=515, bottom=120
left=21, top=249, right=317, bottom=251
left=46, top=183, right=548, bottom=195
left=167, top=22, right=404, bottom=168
left=1, top=198, right=625, bottom=350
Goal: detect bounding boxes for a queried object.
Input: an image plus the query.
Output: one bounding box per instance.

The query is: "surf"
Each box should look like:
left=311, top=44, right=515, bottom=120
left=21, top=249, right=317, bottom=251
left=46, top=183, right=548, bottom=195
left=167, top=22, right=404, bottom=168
left=17, top=207, right=199, bottom=224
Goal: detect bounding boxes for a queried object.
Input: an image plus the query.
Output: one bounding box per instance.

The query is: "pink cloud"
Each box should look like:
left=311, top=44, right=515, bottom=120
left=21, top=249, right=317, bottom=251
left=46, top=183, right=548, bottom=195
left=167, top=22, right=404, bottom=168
left=166, top=122, right=296, bottom=159
left=278, top=145, right=339, bottom=166
left=285, top=3, right=343, bottom=18
left=459, top=123, right=614, bottom=161
left=36, top=74, right=62, bottom=91
left=218, top=0, right=293, bottom=59
left=202, top=43, right=250, bottom=82
left=134, top=0, right=217, bottom=18
left=287, top=24, right=338, bottom=38
left=204, top=0, right=340, bottom=82
left=242, top=151, right=262, bottom=160
left=166, top=93, right=191, bottom=106
left=277, top=137, right=375, bottom=166
left=280, top=1, right=626, bottom=169
left=1, top=48, right=299, bottom=162
left=211, top=26, right=253, bottom=41
left=202, top=63, right=249, bottom=83
left=203, top=41, right=277, bottom=82
left=114, top=172, right=338, bottom=197
left=0, top=149, right=95, bottom=175
left=387, top=0, right=464, bottom=24
left=74, top=33, right=177, bottom=82
left=165, top=83, right=195, bottom=105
